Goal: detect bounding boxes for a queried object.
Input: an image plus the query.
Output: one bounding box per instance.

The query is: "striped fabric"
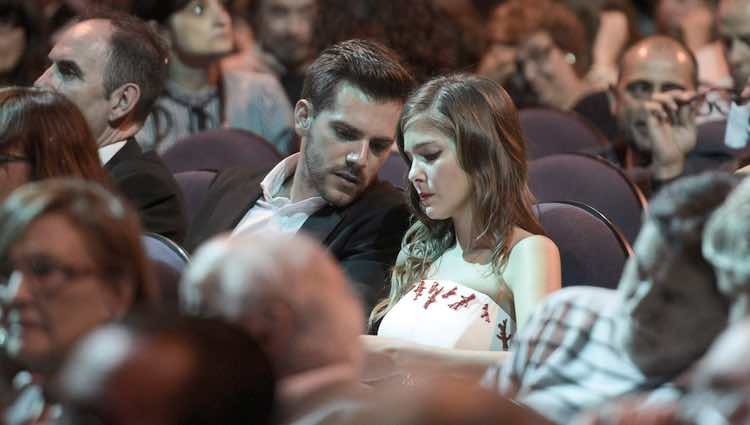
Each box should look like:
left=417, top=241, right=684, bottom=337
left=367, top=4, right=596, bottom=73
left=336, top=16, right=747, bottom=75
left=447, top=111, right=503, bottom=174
left=482, top=287, right=680, bottom=424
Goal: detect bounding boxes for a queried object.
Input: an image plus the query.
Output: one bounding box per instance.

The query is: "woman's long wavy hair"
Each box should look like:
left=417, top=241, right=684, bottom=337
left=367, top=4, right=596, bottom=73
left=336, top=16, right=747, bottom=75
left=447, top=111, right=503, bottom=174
left=370, top=74, right=543, bottom=327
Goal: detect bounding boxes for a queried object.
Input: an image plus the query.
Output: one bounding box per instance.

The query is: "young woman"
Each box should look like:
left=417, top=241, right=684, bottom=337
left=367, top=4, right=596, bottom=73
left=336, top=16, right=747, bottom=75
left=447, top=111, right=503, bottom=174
left=366, top=74, right=560, bottom=380
left=133, top=0, right=295, bottom=155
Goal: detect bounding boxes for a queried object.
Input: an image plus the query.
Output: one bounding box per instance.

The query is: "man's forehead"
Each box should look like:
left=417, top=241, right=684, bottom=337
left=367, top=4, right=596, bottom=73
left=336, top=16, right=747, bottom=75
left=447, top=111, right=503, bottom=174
left=621, top=45, right=694, bottom=86
left=53, top=20, right=113, bottom=57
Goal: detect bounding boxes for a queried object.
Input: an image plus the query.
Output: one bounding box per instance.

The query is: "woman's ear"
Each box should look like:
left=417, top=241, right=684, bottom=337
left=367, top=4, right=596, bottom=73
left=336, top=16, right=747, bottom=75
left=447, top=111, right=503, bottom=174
left=104, top=277, right=136, bottom=320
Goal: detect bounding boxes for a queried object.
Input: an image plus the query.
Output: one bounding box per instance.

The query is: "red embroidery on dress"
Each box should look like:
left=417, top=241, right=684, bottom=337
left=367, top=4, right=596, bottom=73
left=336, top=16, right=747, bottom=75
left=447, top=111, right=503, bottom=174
left=448, top=293, right=476, bottom=310
left=481, top=304, right=490, bottom=323
left=497, top=319, right=513, bottom=350
left=423, top=283, right=443, bottom=309
left=442, top=286, right=458, bottom=299
left=412, top=280, right=427, bottom=301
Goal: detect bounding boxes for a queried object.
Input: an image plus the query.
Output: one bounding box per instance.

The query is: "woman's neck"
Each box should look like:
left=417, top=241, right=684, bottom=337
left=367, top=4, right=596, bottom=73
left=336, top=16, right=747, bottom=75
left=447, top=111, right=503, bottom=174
left=452, top=206, right=493, bottom=259
left=168, top=52, right=219, bottom=92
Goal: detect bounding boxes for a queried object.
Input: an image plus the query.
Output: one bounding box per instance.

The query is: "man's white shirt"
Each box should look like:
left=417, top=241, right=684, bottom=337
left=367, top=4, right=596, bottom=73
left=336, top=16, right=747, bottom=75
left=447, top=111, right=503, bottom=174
left=97, top=140, right=128, bottom=166
left=232, top=153, right=327, bottom=237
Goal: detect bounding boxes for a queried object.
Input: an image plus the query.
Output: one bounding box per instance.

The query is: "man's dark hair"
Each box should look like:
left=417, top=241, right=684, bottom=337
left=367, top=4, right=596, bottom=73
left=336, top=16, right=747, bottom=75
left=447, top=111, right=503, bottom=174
left=85, top=10, right=168, bottom=123
left=301, top=39, right=415, bottom=115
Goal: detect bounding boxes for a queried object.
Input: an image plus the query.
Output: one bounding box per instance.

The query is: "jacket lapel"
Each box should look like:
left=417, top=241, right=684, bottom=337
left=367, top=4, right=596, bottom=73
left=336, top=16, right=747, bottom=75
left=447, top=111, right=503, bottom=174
left=301, top=205, right=343, bottom=244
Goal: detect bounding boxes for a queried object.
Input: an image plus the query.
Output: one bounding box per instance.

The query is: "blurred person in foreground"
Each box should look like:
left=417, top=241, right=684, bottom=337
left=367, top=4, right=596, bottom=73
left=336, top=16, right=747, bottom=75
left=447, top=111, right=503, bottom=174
left=55, top=314, right=275, bottom=425
left=182, top=231, right=366, bottom=425
left=482, top=172, right=736, bottom=424
left=0, top=178, right=160, bottom=425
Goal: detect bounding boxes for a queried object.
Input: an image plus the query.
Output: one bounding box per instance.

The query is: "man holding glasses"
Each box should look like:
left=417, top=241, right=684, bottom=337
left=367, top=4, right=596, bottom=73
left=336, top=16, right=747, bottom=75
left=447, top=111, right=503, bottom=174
left=609, top=36, right=712, bottom=196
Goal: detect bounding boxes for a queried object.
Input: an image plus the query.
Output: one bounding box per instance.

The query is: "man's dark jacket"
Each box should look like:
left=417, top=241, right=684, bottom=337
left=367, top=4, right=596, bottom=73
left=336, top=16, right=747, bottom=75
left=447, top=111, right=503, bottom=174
left=104, top=138, right=187, bottom=243
left=184, top=166, right=410, bottom=310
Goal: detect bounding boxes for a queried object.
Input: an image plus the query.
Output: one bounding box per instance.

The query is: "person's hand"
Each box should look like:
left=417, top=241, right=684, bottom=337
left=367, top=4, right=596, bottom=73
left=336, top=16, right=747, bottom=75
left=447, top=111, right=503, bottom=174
left=477, top=44, right=518, bottom=84
left=360, top=335, right=444, bottom=388
left=640, top=91, right=698, bottom=180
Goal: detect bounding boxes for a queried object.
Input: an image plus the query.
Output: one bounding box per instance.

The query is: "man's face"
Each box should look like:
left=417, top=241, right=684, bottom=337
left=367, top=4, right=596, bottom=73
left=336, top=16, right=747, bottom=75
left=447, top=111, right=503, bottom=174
left=35, top=20, right=112, bottom=143
left=298, top=83, right=401, bottom=207
left=719, top=0, right=750, bottom=92
left=614, top=47, right=695, bottom=151
left=256, top=0, right=316, bottom=69
left=617, top=220, right=727, bottom=377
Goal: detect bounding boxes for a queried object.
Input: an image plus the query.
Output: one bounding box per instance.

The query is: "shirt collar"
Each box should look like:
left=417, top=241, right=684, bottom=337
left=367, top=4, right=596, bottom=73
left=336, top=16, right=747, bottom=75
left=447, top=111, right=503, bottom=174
left=260, top=152, right=329, bottom=205
left=98, top=140, right=128, bottom=165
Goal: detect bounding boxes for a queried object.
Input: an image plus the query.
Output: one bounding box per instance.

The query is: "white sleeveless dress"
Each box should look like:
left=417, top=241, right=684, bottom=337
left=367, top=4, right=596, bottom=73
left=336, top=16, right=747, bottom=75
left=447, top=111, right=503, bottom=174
left=377, top=280, right=516, bottom=351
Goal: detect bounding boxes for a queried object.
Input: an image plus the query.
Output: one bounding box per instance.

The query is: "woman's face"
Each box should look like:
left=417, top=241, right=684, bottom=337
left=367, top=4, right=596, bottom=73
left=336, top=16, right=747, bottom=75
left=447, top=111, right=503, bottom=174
left=168, top=0, right=234, bottom=61
left=0, top=213, right=132, bottom=371
left=0, top=21, right=26, bottom=74
left=404, top=115, right=472, bottom=222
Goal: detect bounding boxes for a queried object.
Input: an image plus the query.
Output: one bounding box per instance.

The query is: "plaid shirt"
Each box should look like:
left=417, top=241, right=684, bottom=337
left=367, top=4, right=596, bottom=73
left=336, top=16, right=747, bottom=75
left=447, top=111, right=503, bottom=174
left=482, top=287, right=680, bottom=424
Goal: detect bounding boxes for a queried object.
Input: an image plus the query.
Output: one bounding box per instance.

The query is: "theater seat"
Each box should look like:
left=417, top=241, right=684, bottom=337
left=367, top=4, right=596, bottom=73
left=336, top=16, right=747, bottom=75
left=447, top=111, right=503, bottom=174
left=519, top=108, right=609, bottom=160
left=534, top=201, right=631, bottom=289
left=528, top=153, right=646, bottom=245
left=161, top=128, right=282, bottom=174
left=141, top=232, right=190, bottom=309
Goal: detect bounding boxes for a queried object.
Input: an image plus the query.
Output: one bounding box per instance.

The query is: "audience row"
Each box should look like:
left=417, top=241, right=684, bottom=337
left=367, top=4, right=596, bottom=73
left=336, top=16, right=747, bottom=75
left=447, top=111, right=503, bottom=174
left=1, top=1, right=750, bottom=425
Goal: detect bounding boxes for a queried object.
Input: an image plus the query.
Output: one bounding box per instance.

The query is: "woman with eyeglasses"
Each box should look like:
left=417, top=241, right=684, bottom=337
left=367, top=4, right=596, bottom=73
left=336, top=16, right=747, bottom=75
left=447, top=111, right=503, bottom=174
left=0, top=86, right=112, bottom=202
left=0, top=178, right=160, bottom=425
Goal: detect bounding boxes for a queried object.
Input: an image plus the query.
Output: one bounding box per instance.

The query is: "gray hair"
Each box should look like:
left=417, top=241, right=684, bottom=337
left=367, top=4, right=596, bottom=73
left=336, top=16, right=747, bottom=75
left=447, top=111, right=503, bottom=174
left=180, top=231, right=364, bottom=373
left=703, top=177, right=750, bottom=294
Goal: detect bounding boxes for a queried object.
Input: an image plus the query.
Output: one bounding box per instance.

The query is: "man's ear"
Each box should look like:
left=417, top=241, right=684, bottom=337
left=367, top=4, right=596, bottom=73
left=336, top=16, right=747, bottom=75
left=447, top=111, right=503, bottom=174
left=108, top=83, right=141, bottom=123
left=294, top=99, right=314, bottom=137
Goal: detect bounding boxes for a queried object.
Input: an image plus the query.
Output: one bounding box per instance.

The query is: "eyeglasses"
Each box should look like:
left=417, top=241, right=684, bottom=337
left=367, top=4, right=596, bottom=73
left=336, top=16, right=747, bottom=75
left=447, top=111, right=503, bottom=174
left=0, top=154, right=27, bottom=165
left=0, top=254, right=101, bottom=297
left=677, top=88, right=750, bottom=117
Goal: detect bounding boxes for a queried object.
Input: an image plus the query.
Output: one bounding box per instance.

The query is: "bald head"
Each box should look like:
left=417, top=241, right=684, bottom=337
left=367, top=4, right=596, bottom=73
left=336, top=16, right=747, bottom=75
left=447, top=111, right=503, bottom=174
left=619, top=36, right=698, bottom=88
left=181, top=232, right=365, bottom=377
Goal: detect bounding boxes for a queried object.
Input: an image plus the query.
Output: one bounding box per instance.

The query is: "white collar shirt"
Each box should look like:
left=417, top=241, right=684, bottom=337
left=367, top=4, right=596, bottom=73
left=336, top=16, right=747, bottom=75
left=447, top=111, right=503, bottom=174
left=232, top=153, right=327, bottom=237
left=97, top=140, right=128, bottom=166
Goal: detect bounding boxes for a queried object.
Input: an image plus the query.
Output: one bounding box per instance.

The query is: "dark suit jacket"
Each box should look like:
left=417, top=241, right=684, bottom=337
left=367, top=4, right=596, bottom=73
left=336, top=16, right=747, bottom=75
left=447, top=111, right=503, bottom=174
left=105, top=138, right=187, bottom=244
left=185, top=166, right=410, bottom=310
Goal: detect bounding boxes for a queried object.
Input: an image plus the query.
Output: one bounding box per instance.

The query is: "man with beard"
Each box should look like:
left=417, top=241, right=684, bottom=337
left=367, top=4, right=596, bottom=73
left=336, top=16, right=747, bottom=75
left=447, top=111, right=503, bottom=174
left=185, top=39, right=414, bottom=310
left=226, top=0, right=317, bottom=104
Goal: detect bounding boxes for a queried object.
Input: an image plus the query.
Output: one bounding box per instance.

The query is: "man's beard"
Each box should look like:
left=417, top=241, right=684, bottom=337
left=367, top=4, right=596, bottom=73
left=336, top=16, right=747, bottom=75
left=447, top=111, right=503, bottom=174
left=302, top=131, right=365, bottom=207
